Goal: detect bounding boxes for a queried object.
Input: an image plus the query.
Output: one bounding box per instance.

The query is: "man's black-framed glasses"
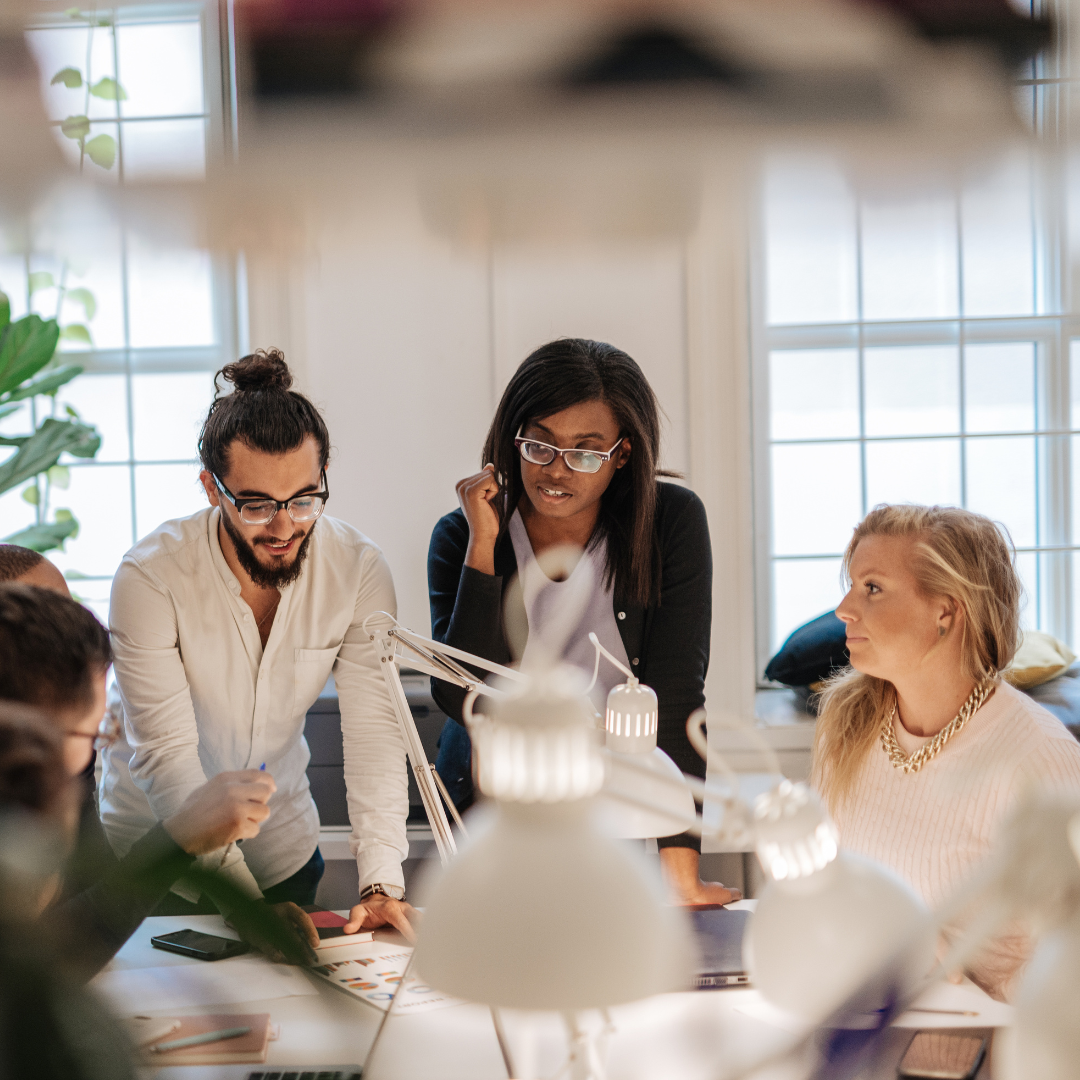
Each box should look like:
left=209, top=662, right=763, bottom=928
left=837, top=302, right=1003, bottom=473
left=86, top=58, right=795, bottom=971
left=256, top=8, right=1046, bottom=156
left=214, top=470, right=330, bottom=526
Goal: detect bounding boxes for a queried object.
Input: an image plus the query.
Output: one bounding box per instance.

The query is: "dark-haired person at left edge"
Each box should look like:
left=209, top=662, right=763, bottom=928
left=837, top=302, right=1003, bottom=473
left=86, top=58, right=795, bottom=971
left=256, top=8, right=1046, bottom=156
left=99, top=349, right=417, bottom=954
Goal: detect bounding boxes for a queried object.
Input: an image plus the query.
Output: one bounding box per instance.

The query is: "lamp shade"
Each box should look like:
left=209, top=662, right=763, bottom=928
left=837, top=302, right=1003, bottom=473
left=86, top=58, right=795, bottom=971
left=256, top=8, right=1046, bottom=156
left=743, top=782, right=932, bottom=1022
left=604, top=679, right=658, bottom=755
left=598, top=747, right=697, bottom=841
left=412, top=664, right=694, bottom=1010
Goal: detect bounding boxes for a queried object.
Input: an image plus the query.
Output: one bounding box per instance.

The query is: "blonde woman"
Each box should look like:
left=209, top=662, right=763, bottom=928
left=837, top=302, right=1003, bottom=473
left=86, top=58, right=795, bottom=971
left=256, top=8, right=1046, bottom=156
left=812, top=504, right=1080, bottom=1001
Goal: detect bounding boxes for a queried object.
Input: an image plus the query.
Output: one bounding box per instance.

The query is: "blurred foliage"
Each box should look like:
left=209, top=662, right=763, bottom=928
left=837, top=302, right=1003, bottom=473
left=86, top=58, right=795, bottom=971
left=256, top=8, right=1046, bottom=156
left=0, top=294, right=100, bottom=553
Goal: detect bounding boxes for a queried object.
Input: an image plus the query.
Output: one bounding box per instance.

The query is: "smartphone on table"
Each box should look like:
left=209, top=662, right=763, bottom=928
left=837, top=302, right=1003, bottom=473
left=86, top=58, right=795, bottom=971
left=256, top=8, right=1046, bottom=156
left=150, top=928, right=251, bottom=961
left=898, top=1031, right=988, bottom=1079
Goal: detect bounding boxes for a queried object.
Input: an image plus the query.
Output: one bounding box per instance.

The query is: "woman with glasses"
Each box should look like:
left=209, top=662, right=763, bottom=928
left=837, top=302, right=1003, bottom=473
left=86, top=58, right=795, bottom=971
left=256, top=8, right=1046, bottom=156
left=428, top=338, right=739, bottom=906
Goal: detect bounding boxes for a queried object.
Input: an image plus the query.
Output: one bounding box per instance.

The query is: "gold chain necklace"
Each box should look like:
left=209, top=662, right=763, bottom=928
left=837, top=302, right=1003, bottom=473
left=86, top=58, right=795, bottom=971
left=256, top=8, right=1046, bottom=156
left=880, top=679, right=995, bottom=775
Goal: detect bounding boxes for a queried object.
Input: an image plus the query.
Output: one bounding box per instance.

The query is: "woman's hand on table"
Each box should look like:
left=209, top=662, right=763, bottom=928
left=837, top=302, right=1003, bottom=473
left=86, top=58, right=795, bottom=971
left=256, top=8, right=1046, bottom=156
left=659, top=846, right=742, bottom=906
left=345, top=895, right=421, bottom=943
left=457, top=464, right=501, bottom=576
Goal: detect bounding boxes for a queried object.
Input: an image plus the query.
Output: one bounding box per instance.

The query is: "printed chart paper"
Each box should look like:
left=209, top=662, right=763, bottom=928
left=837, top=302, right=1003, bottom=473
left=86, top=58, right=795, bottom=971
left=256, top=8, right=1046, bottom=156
left=311, top=945, right=461, bottom=1014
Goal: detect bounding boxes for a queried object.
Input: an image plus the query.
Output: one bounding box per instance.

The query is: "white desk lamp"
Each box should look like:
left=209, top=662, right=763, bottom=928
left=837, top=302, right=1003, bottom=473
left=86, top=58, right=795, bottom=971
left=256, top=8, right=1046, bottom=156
left=586, top=633, right=697, bottom=841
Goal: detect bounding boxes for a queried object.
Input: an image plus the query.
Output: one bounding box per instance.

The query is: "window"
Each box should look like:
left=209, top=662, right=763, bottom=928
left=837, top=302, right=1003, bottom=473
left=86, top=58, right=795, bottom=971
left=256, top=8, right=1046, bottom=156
left=0, top=2, right=241, bottom=622
left=753, top=15, right=1078, bottom=676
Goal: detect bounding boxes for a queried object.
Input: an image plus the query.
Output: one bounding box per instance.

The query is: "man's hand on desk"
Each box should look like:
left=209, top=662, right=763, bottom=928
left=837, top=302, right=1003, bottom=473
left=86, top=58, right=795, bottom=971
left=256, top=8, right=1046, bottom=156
left=228, top=900, right=320, bottom=966
left=162, top=770, right=277, bottom=855
left=345, top=894, right=420, bottom=943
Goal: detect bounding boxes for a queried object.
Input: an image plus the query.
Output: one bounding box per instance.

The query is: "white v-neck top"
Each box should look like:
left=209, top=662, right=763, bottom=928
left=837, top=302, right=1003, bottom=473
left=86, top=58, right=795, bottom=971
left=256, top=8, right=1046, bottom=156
left=508, top=509, right=630, bottom=711
left=99, top=507, right=409, bottom=899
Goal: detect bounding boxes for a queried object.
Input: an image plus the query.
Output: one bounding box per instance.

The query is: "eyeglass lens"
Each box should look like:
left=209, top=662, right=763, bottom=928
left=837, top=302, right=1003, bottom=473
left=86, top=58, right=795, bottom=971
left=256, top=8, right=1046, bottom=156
left=518, top=441, right=605, bottom=474
left=239, top=498, right=324, bottom=526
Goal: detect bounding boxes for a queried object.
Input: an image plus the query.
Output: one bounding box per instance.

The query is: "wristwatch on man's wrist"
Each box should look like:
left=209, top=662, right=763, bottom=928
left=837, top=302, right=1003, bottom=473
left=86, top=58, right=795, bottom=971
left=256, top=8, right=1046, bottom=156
left=359, top=883, right=405, bottom=903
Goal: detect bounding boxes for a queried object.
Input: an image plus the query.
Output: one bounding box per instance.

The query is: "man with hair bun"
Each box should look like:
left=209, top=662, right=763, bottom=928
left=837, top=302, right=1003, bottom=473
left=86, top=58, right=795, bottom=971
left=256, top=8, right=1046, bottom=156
left=100, top=348, right=415, bottom=942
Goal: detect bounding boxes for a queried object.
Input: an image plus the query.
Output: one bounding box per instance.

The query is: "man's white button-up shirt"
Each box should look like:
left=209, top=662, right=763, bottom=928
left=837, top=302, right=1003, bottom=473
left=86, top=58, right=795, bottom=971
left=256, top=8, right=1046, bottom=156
left=99, top=507, right=409, bottom=899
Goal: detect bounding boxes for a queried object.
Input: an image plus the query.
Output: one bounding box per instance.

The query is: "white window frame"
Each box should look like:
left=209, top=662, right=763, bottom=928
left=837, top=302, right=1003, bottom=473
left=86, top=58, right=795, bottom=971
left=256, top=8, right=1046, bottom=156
left=750, top=15, right=1078, bottom=681
left=19, top=0, right=245, bottom=600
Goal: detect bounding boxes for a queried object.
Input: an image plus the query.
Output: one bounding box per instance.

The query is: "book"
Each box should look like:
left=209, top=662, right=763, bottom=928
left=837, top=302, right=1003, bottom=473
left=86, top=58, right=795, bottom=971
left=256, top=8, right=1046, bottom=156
left=302, top=905, right=376, bottom=948
left=137, top=1013, right=274, bottom=1065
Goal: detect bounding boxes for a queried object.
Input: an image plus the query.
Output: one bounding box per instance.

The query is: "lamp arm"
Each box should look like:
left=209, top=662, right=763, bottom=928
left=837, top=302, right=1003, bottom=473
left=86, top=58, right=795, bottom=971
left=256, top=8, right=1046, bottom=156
left=586, top=632, right=635, bottom=693
left=686, top=707, right=783, bottom=780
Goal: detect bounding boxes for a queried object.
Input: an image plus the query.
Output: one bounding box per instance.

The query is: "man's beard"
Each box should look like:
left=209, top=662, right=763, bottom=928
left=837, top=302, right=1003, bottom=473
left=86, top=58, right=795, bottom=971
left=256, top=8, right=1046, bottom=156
left=220, top=509, right=316, bottom=589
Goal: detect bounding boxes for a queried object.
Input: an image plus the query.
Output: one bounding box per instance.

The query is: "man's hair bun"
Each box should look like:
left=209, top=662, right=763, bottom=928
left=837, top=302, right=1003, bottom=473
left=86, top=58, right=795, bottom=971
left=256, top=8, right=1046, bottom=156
left=220, top=348, right=293, bottom=393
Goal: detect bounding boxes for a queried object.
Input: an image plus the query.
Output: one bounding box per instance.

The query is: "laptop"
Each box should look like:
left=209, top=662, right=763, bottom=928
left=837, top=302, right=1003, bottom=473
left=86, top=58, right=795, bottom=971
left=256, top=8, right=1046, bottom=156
left=689, top=906, right=752, bottom=989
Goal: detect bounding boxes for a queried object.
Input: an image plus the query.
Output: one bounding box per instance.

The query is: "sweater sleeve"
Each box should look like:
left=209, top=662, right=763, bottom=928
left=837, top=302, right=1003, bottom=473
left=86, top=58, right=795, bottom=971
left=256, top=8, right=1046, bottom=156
left=427, top=509, right=513, bottom=724
left=44, top=816, right=194, bottom=983
left=645, top=487, right=713, bottom=780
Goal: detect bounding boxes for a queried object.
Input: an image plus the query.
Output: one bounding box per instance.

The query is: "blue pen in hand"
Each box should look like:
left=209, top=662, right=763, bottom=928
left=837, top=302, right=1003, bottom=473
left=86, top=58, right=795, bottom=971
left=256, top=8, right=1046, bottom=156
left=259, top=763, right=266, bottom=771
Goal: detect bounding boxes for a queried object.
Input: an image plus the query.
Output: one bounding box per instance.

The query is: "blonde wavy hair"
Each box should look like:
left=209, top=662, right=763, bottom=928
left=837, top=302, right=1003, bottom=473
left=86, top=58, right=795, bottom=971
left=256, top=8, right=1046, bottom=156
left=813, top=504, right=1022, bottom=811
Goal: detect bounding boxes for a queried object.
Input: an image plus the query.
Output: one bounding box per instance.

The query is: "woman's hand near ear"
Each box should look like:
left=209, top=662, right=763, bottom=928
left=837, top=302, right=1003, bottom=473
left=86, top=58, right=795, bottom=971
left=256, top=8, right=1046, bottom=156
left=457, top=464, right=501, bottom=576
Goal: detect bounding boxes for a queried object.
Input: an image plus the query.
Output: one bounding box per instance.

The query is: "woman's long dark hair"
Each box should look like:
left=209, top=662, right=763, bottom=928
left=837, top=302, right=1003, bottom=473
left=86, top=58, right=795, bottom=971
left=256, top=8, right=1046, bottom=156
left=482, top=338, right=676, bottom=608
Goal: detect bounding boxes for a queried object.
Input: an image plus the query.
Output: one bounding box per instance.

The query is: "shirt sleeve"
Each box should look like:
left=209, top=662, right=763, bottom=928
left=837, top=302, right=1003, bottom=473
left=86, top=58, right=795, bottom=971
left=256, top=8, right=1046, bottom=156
left=334, top=545, right=410, bottom=891
left=427, top=510, right=511, bottom=724
left=109, top=556, right=262, bottom=902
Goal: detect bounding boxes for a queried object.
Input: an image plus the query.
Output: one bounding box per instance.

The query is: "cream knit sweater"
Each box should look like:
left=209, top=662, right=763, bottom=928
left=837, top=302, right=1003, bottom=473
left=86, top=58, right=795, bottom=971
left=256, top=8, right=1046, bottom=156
left=812, top=681, right=1080, bottom=1001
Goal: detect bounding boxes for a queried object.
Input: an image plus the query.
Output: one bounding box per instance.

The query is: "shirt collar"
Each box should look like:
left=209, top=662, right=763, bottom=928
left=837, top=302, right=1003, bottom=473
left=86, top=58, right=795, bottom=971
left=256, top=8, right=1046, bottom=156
left=207, top=506, right=243, bottom=597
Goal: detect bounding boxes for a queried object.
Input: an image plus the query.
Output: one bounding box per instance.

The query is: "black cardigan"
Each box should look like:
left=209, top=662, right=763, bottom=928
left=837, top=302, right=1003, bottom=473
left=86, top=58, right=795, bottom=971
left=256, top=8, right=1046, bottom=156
left=427, top=481, right=713, bottom=847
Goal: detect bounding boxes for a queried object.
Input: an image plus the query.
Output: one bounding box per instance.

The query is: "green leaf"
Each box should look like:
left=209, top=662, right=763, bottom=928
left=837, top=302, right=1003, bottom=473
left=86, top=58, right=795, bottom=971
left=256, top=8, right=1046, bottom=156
left=47, top=464, right=70, bottom=489
left=64, top=403, right=81, bottom=420
left=59, top=323, right=92, bottom=346
left=84, top=133, right=116, bottom=170
left=0, top=417, right=99, bottom=495
left=64, top=566, right=91, bottom=580
left=89, top=77, right=127, bottom=101
left=0, top=404, right=21, bottom=422
left=0, top=291, right=9, bottom=336
left=21, top=483, right=39, bottom=505
left=60, top=115, right=90, bottom=141
left=65, top=287, right=96, bottom=321
left=64, top=7, right=82, bottom=17
left=0, top=315, right=61, bottom=397
left=0, top=365, right=83, bottom=404
left=28, top=271, right=55, bottom=294
left=51, top=67, right=82, bottom=89
left=2, top=517, right=79, bottom=553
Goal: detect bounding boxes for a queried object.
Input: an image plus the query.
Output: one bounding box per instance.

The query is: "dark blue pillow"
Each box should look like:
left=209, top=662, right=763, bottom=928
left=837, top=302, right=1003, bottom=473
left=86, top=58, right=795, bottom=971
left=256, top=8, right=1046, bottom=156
left=765, top=611, right=849, bottom=687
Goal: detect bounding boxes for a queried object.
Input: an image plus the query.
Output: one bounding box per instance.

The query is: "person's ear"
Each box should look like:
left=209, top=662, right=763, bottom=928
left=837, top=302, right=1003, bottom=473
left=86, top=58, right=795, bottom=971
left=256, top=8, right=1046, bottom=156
left=615, top=438, right=631, bottom=469
left=199, top=470, right=221, bottom=508
left=936, top=598, right=962, bottom=638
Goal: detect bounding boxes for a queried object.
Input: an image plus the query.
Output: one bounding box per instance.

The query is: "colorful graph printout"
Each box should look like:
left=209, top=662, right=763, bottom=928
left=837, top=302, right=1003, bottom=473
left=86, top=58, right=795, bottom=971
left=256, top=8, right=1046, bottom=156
left=311, top=946, right=460, bottom=1014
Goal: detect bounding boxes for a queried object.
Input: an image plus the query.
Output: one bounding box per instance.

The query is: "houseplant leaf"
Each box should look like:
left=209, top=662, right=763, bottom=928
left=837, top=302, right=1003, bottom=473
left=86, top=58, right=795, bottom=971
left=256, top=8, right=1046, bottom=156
left=0, top=365, right=83, bottom=404
left=51, top=67, right=82, bottom=89
left=84, top=133, right=116, bottom=170
left=65, top=287, right=96, bottom=321
left=60, top=115, right=90, bottom=141
left=0, top=417, right=99, bottom=495
left=2, top=516, right=80, bottom=553
left=89, top=77, right=127, bottom=101
left=0, top=290, right=9, bottom=334
left=0, top=315, right=61, bottom=396
left=60, top=323, right=93, bottom=345
left=28, top=271, right=54, bottom=294
left=47, top=464, right=70, bottom=489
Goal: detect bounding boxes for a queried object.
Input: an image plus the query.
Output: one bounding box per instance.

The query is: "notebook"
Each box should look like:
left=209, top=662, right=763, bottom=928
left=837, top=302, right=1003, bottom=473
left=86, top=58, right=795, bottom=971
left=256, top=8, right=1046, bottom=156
left=689, top=906, right=752, bottom=989
left=302, top=905, right=376, bottom=948
left=138, top=1013, right=274, bottom=1065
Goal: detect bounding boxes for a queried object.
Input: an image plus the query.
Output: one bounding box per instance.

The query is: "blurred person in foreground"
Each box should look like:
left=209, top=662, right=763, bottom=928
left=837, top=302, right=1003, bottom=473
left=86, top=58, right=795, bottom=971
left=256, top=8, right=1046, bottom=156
left=812, top=504, right=1080, bottom=1001
left=0, top=577, right=292, bottom=977
left=0, top=701, right=137, bottom=1080
left=99, top=349, right=415, bottom=940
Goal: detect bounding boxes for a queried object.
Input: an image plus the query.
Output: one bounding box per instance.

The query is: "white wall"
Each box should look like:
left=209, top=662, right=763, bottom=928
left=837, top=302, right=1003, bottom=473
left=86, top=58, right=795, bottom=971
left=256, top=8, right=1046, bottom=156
left=247, top=172, right=756, bottom=721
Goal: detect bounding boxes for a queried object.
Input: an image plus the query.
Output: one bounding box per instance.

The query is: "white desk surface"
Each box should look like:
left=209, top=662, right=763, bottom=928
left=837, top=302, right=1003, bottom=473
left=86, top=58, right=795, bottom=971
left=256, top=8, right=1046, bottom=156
left=99, top=902, right=1004, bottom=1080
